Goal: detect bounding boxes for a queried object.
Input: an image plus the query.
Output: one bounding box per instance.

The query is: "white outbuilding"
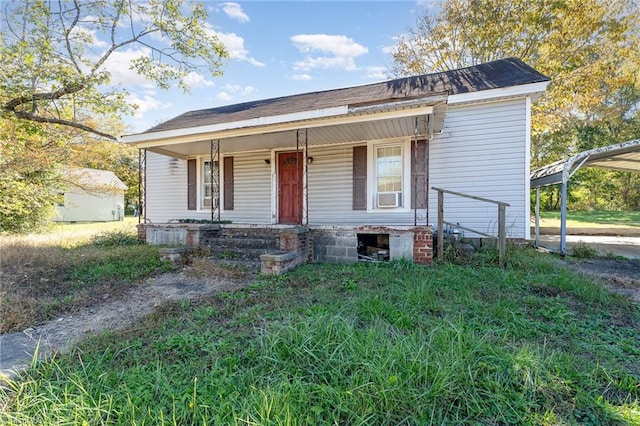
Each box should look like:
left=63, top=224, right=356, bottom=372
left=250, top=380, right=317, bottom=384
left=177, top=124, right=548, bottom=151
left=53, top=168, right=128, bottom=222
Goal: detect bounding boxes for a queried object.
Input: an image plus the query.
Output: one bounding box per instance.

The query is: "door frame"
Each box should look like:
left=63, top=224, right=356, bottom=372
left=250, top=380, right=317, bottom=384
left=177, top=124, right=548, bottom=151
left=270, top=148, right=307, bottom=224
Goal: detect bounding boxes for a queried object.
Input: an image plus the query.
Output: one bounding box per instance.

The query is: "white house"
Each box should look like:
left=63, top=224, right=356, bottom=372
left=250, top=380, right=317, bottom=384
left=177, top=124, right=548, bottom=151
left=54, top=168, right=128, bottom=222
left=122, top=58, right=549, bottom=266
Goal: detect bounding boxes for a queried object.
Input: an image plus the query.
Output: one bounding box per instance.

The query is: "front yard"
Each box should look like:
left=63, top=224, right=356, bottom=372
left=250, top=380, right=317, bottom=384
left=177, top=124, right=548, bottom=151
left=1, top=246, right=639, bottom=424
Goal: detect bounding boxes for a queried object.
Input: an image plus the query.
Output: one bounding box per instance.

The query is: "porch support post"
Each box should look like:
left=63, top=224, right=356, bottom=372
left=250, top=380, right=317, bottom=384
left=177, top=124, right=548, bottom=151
left=425, top=113, right=431, bottom=226
left=535, top=187, right=540, bottom=248
left=560, top=179, right=568, bottom=255
left=437, top=188, right=444, bottom=262
left=296, top=128, right=308, bottom=225
left=412, top=114, right=431, bottom=227
left=138, top=148, right=146, bottom=223
left=210, top=139, right=220, bottom=223
left=413, top=117, right=418, bottom=226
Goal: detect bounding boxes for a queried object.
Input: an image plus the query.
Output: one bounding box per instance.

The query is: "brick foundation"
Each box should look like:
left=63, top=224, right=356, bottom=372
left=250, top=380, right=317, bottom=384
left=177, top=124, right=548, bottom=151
left=412, top=226, right=434, bottom=264
left=261, top=226, right=311, bottom=275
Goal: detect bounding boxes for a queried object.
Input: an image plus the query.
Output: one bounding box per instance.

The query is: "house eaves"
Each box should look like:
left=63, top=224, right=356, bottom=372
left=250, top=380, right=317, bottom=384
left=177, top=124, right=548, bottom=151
left=122, top=94, right=449, bottom=148
left=121, top=57, right=550, bottom=147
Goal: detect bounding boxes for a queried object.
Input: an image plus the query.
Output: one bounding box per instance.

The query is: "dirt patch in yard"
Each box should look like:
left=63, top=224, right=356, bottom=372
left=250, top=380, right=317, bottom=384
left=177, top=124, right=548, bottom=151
left=1, top=261, right=253, bottom=380
left=564, top=258, right=640, bottom=302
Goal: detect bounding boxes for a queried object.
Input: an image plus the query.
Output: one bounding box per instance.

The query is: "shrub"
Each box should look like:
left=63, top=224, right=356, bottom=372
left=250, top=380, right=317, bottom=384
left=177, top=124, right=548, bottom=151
left=90, top=230, right=140, bottom=247
left=570, top=241, right=599, bottom=259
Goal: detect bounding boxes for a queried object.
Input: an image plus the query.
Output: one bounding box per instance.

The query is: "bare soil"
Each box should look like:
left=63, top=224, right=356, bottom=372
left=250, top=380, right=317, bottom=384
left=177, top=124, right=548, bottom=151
left=564, top=258, right=640, bottom=302
left=32, top=269, right=247, bottom=352
left=1, top=264, right=251, bottom=379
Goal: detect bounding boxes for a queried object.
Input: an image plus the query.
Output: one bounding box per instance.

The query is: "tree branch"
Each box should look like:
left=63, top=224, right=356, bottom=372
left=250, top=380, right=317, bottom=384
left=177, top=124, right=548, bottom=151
left=11, top=109, right=117, bottom=140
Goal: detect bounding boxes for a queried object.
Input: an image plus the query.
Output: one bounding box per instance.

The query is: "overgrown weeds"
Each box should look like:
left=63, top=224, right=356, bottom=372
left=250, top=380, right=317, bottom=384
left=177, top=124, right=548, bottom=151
left=1, top=247, right=638, bottom=425
left=0, top=228, right=173, bottom=333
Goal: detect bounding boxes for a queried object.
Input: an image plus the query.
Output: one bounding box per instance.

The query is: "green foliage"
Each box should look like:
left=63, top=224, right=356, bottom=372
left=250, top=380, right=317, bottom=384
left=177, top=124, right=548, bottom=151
left=1, top=0, right=228, bottom=139
left=172, top=218, right=233, bottom=224
left=393, top=0, right=640, bottom=211
left=539, top=210, right=640, bottom=226
left=91, top=230, right=140, bottom=247
left=0, top=118, right=63, bottom=233
left=570, top=241, right=600, bottom=259
left=2, top=251, right=638, bottom=424
left=0, top=232, right=173, bottom=333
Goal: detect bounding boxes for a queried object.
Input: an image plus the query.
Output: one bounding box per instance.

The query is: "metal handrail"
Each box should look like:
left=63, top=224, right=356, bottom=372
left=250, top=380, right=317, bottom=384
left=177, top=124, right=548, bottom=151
left=432, top=187, right=510, bottom=267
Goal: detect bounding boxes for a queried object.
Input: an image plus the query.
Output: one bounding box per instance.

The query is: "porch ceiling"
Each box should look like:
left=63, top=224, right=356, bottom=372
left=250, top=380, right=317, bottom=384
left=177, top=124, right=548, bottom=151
left=147, top=111, right=443, bottom=159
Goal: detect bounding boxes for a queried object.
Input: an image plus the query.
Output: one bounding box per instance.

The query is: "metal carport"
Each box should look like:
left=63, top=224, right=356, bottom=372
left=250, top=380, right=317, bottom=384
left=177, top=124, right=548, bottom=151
left=530, top=138, right=640, bottom=254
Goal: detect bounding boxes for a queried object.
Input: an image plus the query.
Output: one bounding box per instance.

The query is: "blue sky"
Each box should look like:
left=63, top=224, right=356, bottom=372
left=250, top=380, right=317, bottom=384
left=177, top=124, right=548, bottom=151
left=116, top=1, right=434, bottom=133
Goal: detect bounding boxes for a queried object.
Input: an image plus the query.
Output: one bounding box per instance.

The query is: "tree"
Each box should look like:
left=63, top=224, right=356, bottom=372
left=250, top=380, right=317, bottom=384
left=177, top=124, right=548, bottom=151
left=391, top=0, right=640, bottom=210
left=391, top=0, right=639, bottom=152
left=0, top=118, right=65, bottom=232
left=1, top=0, right=228, bottom=140
left=0, top=0, right=228, bottom=232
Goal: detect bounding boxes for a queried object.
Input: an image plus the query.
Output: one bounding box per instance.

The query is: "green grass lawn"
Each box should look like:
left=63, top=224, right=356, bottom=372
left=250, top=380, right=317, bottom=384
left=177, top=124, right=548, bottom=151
left=1, top=249, right=638, bottom=425
left=538, top=210, right=640, bottom=228
left=0, top=223, right=173, bottom=333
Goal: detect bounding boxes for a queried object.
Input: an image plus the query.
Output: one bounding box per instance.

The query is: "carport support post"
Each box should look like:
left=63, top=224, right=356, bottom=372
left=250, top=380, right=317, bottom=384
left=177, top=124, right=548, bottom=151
left=560, top=180, right=568, bottom=255
left=535, top=187, right=540, bottom=247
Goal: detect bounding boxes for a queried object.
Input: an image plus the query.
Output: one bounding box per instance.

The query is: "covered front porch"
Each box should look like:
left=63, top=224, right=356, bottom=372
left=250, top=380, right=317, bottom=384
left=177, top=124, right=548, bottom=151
left=130, top=94, right=447, bottom=270
left=132, top=94, right=447, bottom=229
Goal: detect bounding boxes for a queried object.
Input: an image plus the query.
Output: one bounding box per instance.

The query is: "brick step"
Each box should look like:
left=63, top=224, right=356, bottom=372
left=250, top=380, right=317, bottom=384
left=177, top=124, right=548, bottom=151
left=210, top=258, right=262, bottom=274
left=207, top=237, right=279, bottom=250
left=218, top=229, right=281, bottom=240
left=210, top=246, right=278, bottom=262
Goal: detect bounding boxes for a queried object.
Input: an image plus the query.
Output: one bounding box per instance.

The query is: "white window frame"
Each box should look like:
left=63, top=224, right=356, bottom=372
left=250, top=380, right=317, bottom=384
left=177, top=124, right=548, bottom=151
left=197, top=156, right=221, bottom=211
left=366, top=137, right=411, bottom=212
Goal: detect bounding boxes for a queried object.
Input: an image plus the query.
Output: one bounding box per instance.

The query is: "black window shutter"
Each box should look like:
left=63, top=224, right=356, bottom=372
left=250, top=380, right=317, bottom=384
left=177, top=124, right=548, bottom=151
left=223, top=156, right=234, bottom=210
left=187, top=158, right=196, bottom=210
left=411, top=140, right=428, bottom=209
left=352, top=146, right=367, bottom=210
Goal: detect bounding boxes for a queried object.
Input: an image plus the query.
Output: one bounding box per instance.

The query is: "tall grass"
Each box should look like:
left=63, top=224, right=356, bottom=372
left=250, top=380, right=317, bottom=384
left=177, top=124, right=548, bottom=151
left=0, top=225, right=173, bottom=333
left=1, top=249, right=638, bottom=424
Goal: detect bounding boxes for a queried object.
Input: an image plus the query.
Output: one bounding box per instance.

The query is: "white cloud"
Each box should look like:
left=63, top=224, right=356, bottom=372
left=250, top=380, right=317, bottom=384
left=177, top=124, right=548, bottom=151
left=126, top=92, right=172, bottom=118
left=103, top=47, right=156, bottom=88
left=364, top=66, right=388, bottom=80
left=70, top=26, right=109, bottom=49
left=221, top=84, right=256, bottom=95
left=215, top=84, right=256, bottom=102
left=382, top=35, right=405, bottom=55
left=183, top=71, right=215, bottom=89
left=204, top=25, right=265, bottom=67
left=290, top=34, right=368, bottom=72
left=241, top=85, right=256, bottom=95
left=291, top=73, right=312, bottom=81
left=221, top=2, right=250, bottom=23
left=294, top=56, right=358, bottom=72
left=291, top=34, right=368, bottom=57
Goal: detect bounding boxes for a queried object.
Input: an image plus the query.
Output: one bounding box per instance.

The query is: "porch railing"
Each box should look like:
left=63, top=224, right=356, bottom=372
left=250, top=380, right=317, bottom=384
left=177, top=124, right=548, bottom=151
left=432, top=187, right=510, bottom=267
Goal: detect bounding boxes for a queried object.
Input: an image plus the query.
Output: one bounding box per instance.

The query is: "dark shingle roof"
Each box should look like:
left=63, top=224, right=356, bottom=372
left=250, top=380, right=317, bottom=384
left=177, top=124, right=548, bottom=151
left=143, top=58, right=549, bottom=134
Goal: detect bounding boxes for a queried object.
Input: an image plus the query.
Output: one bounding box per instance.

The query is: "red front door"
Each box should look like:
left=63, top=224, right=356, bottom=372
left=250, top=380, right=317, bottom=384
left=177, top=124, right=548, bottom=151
left=278, top=151, right=303, bottom=224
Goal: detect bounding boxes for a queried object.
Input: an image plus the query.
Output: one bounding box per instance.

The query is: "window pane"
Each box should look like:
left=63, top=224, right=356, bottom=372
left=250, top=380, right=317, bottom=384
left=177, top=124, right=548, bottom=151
left=202, top=160, right=219, bottom=209
left=376, top=144, right=402, bottom=194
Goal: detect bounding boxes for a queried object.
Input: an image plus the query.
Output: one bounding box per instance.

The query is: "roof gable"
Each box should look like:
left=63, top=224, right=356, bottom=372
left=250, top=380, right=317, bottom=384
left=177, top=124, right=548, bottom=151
left=63, top=167, right=128, bottom=193
left=142, top=58, right=548, bottom=135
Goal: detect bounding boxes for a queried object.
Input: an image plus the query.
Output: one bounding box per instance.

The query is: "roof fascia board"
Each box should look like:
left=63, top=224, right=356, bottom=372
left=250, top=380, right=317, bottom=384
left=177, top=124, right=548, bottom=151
left=448, top=81, right=549, bottom=105
left=121, top=105, right=348, bottom=144
left=127, top=104, right=435, bottom=149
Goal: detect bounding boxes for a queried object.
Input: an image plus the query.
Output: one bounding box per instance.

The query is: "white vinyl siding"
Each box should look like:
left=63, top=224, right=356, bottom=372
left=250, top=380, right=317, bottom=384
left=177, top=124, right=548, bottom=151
left=223, top=151, right=271, bottom=224
left=145, top=152, right=189, bottom=223
left=145, top=97, right=530, bottom=236
left=145, top=151, right=272, bottom=224
left=429, top=99, right=529, bottom=239
left=307, top=144, right=416, bottom=225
